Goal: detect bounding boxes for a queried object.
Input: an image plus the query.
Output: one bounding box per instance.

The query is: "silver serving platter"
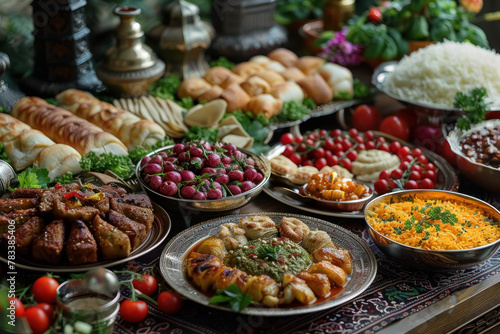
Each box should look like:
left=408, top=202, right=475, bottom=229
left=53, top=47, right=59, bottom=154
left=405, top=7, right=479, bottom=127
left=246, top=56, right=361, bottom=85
left=159, top=212, right=377, bottom=316
left=263, top=131, right=458, bottom=218
left=0, top=203, right=171, bottom=273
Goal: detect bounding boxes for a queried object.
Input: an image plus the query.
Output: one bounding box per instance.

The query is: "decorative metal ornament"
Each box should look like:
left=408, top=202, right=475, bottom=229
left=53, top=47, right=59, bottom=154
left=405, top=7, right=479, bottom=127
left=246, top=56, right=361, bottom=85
left=147, top=0, right=214, bottom=79
left=323, top=0, right=355, bottom=32
left=0, top=52, right=24, bottom=111
left=96, top=6, right=165, bottom=97
left=21, top=0, right=103, bottom=97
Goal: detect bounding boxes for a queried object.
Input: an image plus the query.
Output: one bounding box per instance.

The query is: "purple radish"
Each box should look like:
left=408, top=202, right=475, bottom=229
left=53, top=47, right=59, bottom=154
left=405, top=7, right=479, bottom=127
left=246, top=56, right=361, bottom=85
left=173, top=143, right=186, bottom=154
left=201, top=167, right=217, bottom=175
left=241, top=181, right=255, bottom=192
left=189, top=147, right=203, bottom=158
left=150, top=155, right=163, bottom=165
left=245, top=158, right=255, bottom=166
left=178, top=152, right=190, bottom=162
left=228, top=170, right=244, bottom=182
left=140, top=156, right=151, bottom=167
left=190, top=157, right=204, bottom=169
left=149, top=175, right=163, bottom=191
left=216, top=168, right=226, bottom=174
left=207, top=188, right=223, bottom=199
left=253, top=172, right=264, bottom=184
left=193, top=191, right=207, bottom=200
left=158, top=152, right=168, bottom=158
left=164, top=156, right=177, bottom=162
left=207, top=153, right=221, bottom=167
left=180, top=185, right=196, bottom=199
left=175, top=166, right=184, bottom=172
left=232, top=150, right=243, bottom=160
left=165, top=171, right=182, bottom=184
left=163, top=161, right=176, bottom=172
left=144, top=175, right=152, bottom=183
left=244, top=168, right=258, bottom=182
left=160, top=181, right=178, bottom=196
left=212, top=182, right=222, bottom=190
left=227, top=184, right=242, bottom=195
left=215, top=174, right=230, bottom=184
left=201, top=141, right=212, bottom=150
left=144, top=163, right=162, bottom=175
left=222, top=144, right=236, bottom=152
left=222, top=156, right=232, bottom=164
left=181, top=170, right=196, bottom=181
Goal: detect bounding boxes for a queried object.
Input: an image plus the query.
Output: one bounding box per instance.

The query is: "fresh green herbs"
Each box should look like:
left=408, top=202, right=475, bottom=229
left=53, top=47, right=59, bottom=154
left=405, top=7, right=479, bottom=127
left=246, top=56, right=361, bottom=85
left=209, top=284, right=254, bottom=312
left=149, top=74, right=181, bottom=100
left=0, top=142, right=9, bottom=163
left=256, top=244, right=281, bottom=261
left=426, top=206, right=458, bottom=226
left=185, top=126, right=219, bottom=144
left=353, top=78, right=370, bottom=99
left=80, top=152, right=135, bottom=179
left=128, top=136, right=175, bottom=165
left=454, top=87, right=491, bottom=130
left=209, top=56, right=235, bottom=70
left=270, top=99, right=315, bottom=123
left=53, top=171, right=74, bottom=185
left=8, top=165, right=50, bottom=191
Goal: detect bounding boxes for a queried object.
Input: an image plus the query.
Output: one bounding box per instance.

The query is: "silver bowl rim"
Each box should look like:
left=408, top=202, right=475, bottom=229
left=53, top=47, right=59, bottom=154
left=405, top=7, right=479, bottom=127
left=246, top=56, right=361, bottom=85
left=135, top=144, right=271, bottom=204
left=447, top=119, right=500, bottom=174
left=364, top=189, right=500, bottom=254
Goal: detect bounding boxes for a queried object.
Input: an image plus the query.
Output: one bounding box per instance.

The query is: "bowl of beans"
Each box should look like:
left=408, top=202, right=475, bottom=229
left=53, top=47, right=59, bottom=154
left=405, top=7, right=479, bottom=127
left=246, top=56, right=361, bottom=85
left=447, top=120, right=500, bottom=192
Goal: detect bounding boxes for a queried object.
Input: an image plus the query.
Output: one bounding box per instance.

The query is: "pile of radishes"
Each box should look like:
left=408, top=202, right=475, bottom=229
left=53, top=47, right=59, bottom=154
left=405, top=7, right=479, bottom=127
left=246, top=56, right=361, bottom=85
left=140, top=140, right=265, bottom=200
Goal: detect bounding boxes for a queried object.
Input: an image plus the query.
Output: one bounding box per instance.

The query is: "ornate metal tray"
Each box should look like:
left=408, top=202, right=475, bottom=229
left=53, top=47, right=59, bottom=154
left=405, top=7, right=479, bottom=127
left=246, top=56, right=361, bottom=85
left=159, top=212, right=377, bottom=316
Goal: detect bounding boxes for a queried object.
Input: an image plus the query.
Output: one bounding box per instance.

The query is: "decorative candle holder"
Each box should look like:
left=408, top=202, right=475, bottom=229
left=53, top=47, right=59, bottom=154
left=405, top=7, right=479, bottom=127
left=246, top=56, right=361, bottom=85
left=96, top=6, right=165, bottom=97
left=147, top=0, right=214, bottom=79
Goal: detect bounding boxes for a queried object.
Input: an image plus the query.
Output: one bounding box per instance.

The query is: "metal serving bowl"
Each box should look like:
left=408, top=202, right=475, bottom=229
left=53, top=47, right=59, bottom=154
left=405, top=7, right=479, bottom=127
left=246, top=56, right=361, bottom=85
left=447, top=120, right=500, bottom=193
left=136, top=145, right=271, bottom=213
left=364, top=190, right=500, bottom=271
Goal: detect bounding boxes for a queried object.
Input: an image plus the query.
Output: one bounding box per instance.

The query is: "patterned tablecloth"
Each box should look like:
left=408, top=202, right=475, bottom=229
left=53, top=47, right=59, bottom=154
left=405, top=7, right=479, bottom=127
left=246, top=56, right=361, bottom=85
left=113, top=178, right=500, bottom=334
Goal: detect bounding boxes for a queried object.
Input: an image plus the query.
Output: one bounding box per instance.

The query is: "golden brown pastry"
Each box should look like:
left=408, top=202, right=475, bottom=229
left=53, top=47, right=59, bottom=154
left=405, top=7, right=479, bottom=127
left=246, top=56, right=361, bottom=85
left=35, top=144, right=82, bottom=181
left=245, top=94, right=283, bottom=118
left=281, top=67, right=307, bottom=82
left=279, top=217, right=310, bottom=243
left=289, top=166, right=319, bottom=185
left=297, top=74, right=333, bottom=105
left=198, top=85, right=224, bottom=102
left=270, top=155, right=298, bottom=175
left=203, top=66, right=234, bottom=85
left=177, top=77, right=212, bottom=99
left=221, top=83, right=251, bottom=113
left=232, top=62, right=265, bottom=79
left=266, top=61, right=287, bottom=73
left=308, top=261, right=347, bottom=287
left=4, top=129, right=55, bottom=171
left=238, top=216, right=278, bottom=240
left=11, top=97, right=128, bottom=156
left=296, top=56, right=325, bottom=76
left=240, top=76, right=272, bottom=96
left=184, top=99, right=227, bottom=129
left=271, top=82, right=304, bottom=103
left=268, top=48, right=299, bottom=68
left=313, top=247, right=353, bottom=274
left=219, top=73, right=245, bottom=89
left=0, top=113, right=30, bottom=143
left=296, top=272, right=331, bottom=298
left=216, top=223, right=247, bottom=250
left=302, top=231, right=333, bottom=253
left=56, top=89, right=166, bottom=150
left=197, top=237, right=227, bottom=260
left=254, top=71, right=285, bottom=88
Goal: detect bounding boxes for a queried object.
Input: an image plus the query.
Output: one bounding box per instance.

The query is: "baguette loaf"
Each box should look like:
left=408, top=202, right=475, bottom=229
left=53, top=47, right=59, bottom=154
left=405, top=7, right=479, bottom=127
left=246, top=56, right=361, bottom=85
left=4, top=129, right=55, bottom=171
left=0, top=113, right=31, bottom=143
left=11, top=97, right=128, bottom=156
left=56, top=89, right=165, bottom=149
left=36, top=144, right=82, bottom=181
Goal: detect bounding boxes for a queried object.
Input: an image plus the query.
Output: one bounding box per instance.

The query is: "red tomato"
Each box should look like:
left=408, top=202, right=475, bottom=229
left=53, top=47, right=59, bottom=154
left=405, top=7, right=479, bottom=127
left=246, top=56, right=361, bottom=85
left=379, top=116, right=410, bottom=141
left=303, top=160, right=314, bottom=166
left=391, top=169, right=403, bottom=179
left=409, top=171, right=422, bottom=181
left=378, top=143, right=390, bottom=152
left=32, top=277, right=59, bottom=304
left=395, top=108, right=418, bottom=135
left=8, top=297, right=24, bottom=317
left=326, top=153, right=339, bottom=166
left=412, top=148, right=423, bottom=157
left=283, top=146, right=293, bottom=157
left=376, top=137, right=386, bottom=143
left=120, top=300, right=148, bottom=323
left=289, top=153, right=301, bottom=165
left=442, top=139, right=457, bottom=167
left=132, top=274, right=158, bottom=297
left=417, top=155, right=428, bottom=164
left=334, top=150, right=345, bottom=158
left=403, top=155, right=414, bottom=163
left=389, top=141, right=402, bottom=154
left=422, top=170, right=437, bottom=182
left=342, top=139, right=353, bottom=151
left=35, top=303, right=54, bottom=323
left=313, top=148, right=326, bottom=159
left=399, top=162, right=410, bottom=171
left=340, top=158, right=352, bottom=171
left=365, top=141, right=376, bottom=150
left=353, top=135, right=364, bottom=144
left=368, top=7, right=383, bottom=23
left=352, top=105, right=381, bottom=131
left=397, top=146, right=411, bottom=159
left=332, top=143, right=343, bottom=153
left=280, top=133, right=294, bottom=145
left=379, top=170, right=390, bottom=180
left=388, top=180, right=398, bottom=190
left=322, top=138, right=335, bottom=152
left=315, top=158, right=328, bottom=170
left=158, top=291, right=183, bottom=315
left=404, top=180, right=420, bottom=189
left=356, top=143, right=366, bottom=151
left=425, top=163, right=437, bottom=171
left=374, top=179, right=389, bottom=194
left=294, top=135, right=304, bottom=143
left=330, top=129, right=342, bottom=137
left=349, top=128, right=359, bottom=137
left=346, top=150, right=358, bottom=161
left=485, top=110, right=500, bottom=120
left=364, top=130, right=375, bottom=141
left=410, top=165, right=423, bottom=172
left=296, top=143, right=307, bottom=152
left=306, top=138, right=315, bottom=146
left=319, top=129, right=328, bottom=137
left=24, top=307, right=50, bottom=334
left=420, top=178, right=435, bottom=189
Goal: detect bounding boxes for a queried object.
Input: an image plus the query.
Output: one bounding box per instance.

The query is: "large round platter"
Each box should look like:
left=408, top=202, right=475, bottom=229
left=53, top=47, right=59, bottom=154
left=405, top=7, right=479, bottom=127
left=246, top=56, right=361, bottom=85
left=159, top=212, right=377, bottom=316
left=0, top=203, right=171, bottom=273
left=263, top=131, right=458, bottom=218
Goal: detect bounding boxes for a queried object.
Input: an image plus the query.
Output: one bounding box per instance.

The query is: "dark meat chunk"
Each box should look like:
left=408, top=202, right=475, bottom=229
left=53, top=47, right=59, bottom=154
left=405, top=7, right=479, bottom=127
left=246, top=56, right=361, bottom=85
left=2, top=217, right=44, bottom=255
left=95, top=198, right=110, bottom=214
left=97, top=185, right=127, bottom=198
left=119, top=194, right=153, bottom=209
left=53, top=199, right=99, bottom=223
left=107, top=210, right=146, bottom=250
left=32, top=220, right=65, bottom=264
left=10, top=188, right=46, bottom=199
left=66, top=220, right=98, bottom=265
left=0, top=209, right=38, bottom=233
left=0, top=198, right=39, bottom=213
left=39, top=188, right=65, bottom=214
left=91, top=215, right=131, bottom=260
left=110, top=199, right=154, bottom=231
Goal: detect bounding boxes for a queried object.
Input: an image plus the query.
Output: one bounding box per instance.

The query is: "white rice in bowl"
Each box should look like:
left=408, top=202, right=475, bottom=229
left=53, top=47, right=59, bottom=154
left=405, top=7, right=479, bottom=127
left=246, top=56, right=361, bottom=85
left=384, top=41, right=500, bottom=108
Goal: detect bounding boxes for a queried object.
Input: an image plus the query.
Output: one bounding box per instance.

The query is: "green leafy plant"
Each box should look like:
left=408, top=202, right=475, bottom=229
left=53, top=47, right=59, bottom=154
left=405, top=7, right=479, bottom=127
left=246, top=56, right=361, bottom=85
left=454, top=87, right=491, bottom=130
left=256, top=244, right=281, bottom=261
left=80, top=152, right=135, bottom=179
left=209, top=56, right=235, bottom=70
left=8, top=165, right=50, bottom=191
left=274, top=0, right=323, bottom=25
left=209, top=284, right=254, bottom=312
left=53, top=171, right=74, bottom=185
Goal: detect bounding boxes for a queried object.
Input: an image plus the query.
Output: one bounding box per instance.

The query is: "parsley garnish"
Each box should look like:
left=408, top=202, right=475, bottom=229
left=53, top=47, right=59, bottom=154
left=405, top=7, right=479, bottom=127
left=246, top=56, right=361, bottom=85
left=256, top=244, right=280, bottom=261
left=454, top=88, right=491, bottom=131
left=209, top=284, right=254, bottom=312
left=393, top=227, right=402, bottom=235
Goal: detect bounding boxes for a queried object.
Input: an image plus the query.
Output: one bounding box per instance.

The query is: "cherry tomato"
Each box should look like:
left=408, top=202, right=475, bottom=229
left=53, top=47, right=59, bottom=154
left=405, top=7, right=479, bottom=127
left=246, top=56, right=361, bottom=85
left=396, top=108, right=418, bottom=135
left=322, top=138, right=335, bottom=152
left=326, top=153, right=339, bottom=166
left=420, top=178, right=435, bottom=189
left=296, top=143, right=307, bottom=153
left=374, top=179, right=389, bottom=194
left=35, top=303, right=54, bottom=323
left=403, top=155, right=414, bottom=163
left=289, top=153, right=301, bottom=165
left=132, top=274, right=158, bottom=297
left=353, top=135, right=364, bottom=144
left=120, top=300, right=148, bottom=323
left=368, top=7, right=383, bottom=23
left=404, top=180, right=420, bottom=190
left=376, top=137, right=386, bottom=143
left=25, top=307, right=50, bottom=334
left=379, top=116, right=410, bottom=142
left=158, top=291, right=183, bottom=315
left=346, top=150, right=358, bottom=161
left=340, top=158, right=352, bottom=171
left=332, top=143, right=343, bottom=153
left=378, top=143, right=390, bottom=152
left=417, top=155, right=428, bottom=164
left=410, top=165, right=423, bottom=173
left=356, top=143, right=366, bottom=151
left=294, top=135, right=304, bottom=143
left=349, top=128, right=359, bottom=137
left=303, top=160, right=314, bottom=166
left=397, top=146, right=411, bottom=160
left=365, top=141, right=376, bottom=150
left=442, top=139, right=457, bottom=167
left=399, top=162, right=410, bottom=171
left=32, top=277, right=59, bottom=304
left=352, top=105, right=381, bottom=131
left=364, top=130, right=375, bottom=141
left=306, top=138, right=315, bottom=146
left=283, top=146, right=293, bottom=158
left=388, top=180, right=398, bottom=190
left=422, top=170, right=437, bottom=182
left=8, top=297, right=24, bottom=317
left=379, top=170, right=390, bottom=180
left=391, top=169, right=403, bottom=179
left=313, top=148, right=325, bottom=159
left=330, top=129, right=342, bottom=137
left=335, top=150, right=345, bottom=158
left=412, top=148, right=423, bottom=157
left=485, top=110, right=500, bottom=120
left=280, top=133, right=294, bottom=145
left=409, top=171, right=422, bottom=181
left=315, top=158, right=328, bottom=170
left=341, top=139, right=353, bottom=151
left=425, top=163, right=437, bottom=171
left=389, top=141, right=402, bottom=154
left=319, top=129, right=328, bottom=137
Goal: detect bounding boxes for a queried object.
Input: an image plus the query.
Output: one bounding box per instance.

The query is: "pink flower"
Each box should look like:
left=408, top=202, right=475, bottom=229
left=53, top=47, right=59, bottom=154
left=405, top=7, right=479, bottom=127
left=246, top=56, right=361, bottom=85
left=320, top=27, right=363, bottom=66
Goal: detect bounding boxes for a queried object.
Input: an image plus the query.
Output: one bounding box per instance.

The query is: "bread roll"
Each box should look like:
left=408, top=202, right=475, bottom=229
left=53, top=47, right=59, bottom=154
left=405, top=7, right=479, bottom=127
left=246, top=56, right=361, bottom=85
left=281, top=67, right=307, bottom=82
left=254, top=71, right=285, bottom=88
left=232, top=62, right=265, bottom=79
left=36, top=144, right=82, bottom=181
left=219, top=73, right=245, bottom=89
left=4, top=129, right=55, bottom=171
left=56, top=89, right=166, bottom=150
left=298, top=74, right=333, bottom=105
left=249, top=55, right=271, bottom=66
left=296, top=56, right=325, bottom=76
left=0, top=114, right=31, bottom=143
left=12, top=97, right=128, bottom=156
left=240, top=76, right=272, bottom=96
left=266, top=61, right=286, bottom=73
left=268, top=48, right=299, bottom=68
left=271, top=82, right=304, bottom=103
left=245, top=94, right=283, bottom=118
left=318, top=63, right=354, bottom=97
left=177, top=77, right=212, bottom=99
left=198, top=85, right=224, bottom=102
left=221, top=83, right=251, bottom=113
left=204, top=66, right=233, bottom=86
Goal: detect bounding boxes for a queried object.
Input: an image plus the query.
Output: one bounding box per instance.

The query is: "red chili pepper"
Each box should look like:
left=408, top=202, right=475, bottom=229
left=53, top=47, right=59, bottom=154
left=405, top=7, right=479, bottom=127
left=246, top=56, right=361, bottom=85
left=278, top=258, right=285, bottom=264
left=63, top=191, right=85, bottom=200
left=54, top=184, right=63, bottom=189
left=368, top=7, right=383, bottom=23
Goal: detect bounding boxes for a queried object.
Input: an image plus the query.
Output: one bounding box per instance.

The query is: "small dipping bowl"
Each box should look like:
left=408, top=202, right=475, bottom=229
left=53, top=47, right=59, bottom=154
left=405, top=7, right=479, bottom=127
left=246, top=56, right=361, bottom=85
left=302, top=183, right=374, bottom=212
left=56, top=269, right=120, bottom=333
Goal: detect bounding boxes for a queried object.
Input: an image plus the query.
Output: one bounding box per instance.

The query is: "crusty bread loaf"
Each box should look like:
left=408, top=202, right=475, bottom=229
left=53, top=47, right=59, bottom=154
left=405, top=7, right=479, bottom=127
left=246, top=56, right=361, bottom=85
left=297, top=74, right=333, bottom=105
left=0, top=113, right=31, bottom=143
left=177, top=77, right=212, bottom=99
left=268, top=48, right=299, bottom=68
left=36, top=144, right=82, bottom=181
left=56, top=89, right=165, bottom=150
left=12, top=97, right=128, bottom=156
left=245, top=94, right=283, bottom=118
left=5, top=129, right=55, bottom=171
left=221, top=83, right=251, bottom=113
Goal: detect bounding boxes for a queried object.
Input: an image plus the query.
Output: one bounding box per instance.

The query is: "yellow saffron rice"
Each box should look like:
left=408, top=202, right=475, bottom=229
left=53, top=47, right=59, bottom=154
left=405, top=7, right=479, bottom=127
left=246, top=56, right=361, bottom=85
left=366, top=196, right=500, bottom=250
